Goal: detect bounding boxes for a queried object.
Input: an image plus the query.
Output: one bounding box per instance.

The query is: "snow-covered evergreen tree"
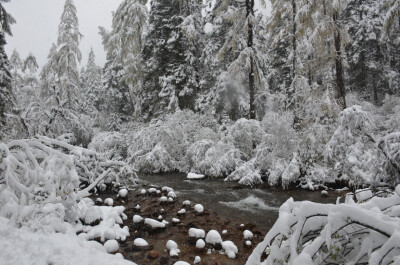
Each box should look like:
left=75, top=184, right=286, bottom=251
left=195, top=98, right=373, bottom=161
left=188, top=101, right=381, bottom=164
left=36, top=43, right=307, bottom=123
left=57, top=0, right=82, bottom=109
left=0, top=0, right=16, bottom=126
left=22, top=52, right=39, bottom=88
left=9, top=49, right=23, bottom=94
left=81, top=48, right=101, bottom=113
left=40, top=43, right=58, bottom=99
left=141, top=0, right=202, bottom=119
left=99, top=0, right=147, bottom=117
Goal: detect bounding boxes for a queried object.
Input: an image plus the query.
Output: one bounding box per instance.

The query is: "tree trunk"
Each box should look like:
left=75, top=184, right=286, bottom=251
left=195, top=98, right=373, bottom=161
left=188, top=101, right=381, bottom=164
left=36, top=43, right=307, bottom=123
left=333, top=12, right=346, bottom=110
left=247, top=0, right=256, bottom=119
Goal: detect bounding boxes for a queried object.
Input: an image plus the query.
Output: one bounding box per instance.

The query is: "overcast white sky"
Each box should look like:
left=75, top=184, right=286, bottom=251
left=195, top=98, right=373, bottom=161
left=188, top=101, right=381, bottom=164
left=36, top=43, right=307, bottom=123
left=4, top=0, right=271, bottom=69
left=4, top=0, right=122, bottom=68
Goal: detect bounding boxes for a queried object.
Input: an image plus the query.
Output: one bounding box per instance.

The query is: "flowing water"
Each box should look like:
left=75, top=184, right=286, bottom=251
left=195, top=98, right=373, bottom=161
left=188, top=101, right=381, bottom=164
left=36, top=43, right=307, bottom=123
left=138, top=173, right=342, bottom=232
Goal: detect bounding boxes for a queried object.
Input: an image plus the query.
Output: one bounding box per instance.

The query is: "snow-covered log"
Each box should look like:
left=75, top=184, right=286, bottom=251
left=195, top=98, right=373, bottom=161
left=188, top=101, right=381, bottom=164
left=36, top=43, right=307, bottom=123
left=247, top=186, right=400, bottom=265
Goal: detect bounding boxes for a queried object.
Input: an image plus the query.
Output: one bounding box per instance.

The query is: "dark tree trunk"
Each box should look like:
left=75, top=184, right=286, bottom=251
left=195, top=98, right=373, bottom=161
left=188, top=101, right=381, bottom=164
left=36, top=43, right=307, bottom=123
left=333, top=12, right=346, bottom=110
left=247, top=0, right=256, bottom=120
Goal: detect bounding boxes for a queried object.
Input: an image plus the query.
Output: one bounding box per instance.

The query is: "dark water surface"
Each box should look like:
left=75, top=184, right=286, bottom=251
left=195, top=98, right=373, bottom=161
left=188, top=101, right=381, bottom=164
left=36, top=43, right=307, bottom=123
left=137, top=173, right=342, bottom=232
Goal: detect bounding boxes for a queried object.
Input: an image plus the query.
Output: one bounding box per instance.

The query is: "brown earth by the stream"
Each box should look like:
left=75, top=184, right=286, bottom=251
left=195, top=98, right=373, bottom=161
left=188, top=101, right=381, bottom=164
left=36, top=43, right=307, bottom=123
left=94, top=184, right=269, bottom=265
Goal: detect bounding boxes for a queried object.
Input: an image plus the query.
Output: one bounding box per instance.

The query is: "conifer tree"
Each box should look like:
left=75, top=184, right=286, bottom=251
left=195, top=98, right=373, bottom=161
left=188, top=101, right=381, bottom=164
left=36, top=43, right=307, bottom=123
left=40, top=44, right=58, bottom=99
left=81, top=48, right=101, bottom=112
left=99, top=0, right=147, bottom=117
left=141, top=0, right=202, bottom=119
left=9, top=49, right=23, bottom=93
left=57, top=0, right=82, bottom=109
left=0, top=0, right=16, bottom=125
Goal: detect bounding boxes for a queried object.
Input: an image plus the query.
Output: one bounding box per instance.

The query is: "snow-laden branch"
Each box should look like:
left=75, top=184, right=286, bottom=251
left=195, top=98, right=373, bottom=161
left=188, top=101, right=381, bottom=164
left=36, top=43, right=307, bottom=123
left=247, top=187, right=400, bottom=265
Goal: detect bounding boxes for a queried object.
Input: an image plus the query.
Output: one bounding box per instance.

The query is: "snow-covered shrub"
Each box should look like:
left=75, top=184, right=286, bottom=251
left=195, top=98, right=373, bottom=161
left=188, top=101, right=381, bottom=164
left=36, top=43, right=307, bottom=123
left=227, top=118, right=264, bottom=159
left=226, top=159, right=262, bottom=186
left=0, top=136, right=133, bottom=233
left=379, top=94, right=400, bottom=132
left=325, top=105, right=384, bottom=187
left=379, top=132, right=400, bottom=185
left=0, top=139, right=80, bottom=228
left=128, top=110, right=218, bottom=173
left=195, top=141, right=243, bottom=177
left=89, top=131, right=127, bottom=160
left=247, top=186, right=400, bottom=265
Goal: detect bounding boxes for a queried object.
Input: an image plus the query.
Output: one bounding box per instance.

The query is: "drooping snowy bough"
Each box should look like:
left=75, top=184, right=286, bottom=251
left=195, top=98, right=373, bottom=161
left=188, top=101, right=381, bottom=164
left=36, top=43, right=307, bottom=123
left=0, top=135, right=137, bottom=226
left=247, top=187, right=400, bottom=265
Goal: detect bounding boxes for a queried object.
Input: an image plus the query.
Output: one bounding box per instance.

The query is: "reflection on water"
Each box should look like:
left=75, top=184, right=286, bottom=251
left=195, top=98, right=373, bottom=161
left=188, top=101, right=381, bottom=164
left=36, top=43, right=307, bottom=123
left=138, top=173, right=341, bottom=232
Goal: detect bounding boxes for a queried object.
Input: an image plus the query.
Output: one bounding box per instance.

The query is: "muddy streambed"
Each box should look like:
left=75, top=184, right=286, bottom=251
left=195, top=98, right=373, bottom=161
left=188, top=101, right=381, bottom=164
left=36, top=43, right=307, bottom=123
left=94, top=173, right=344, bottom=265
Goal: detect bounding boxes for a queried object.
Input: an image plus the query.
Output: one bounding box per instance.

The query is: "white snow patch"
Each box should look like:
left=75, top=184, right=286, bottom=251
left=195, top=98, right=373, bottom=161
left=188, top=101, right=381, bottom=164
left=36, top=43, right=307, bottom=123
left=206, top=230, right=222, bottom=244
left=194, top=204, right=204, bottom=213
left=133, top=215, right=143, bottom=223
left=119, top=189, right=128, bottom=198
left=133, top=238, right=148, bottom=247
left=104, top=198, right=114, bottom=206
left=189, top=228, right=205, bottom=238
left=144, top=218, right=166, bottom=228
left=196, top=239, right=206, bottom=249
left=166, top=240, right=180, bottom=257
left=104, top=239, right=119, bottom=253
left=187, top=173, right=206, bottom=180
left=243, top=230, right=253, bottom=239
left=221, top=240, right=238, bottom=258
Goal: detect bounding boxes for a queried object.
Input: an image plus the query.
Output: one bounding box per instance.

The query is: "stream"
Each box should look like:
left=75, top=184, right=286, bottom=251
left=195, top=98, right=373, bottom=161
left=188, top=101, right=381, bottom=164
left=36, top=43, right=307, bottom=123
left=137, top=173, right=342, bottom=232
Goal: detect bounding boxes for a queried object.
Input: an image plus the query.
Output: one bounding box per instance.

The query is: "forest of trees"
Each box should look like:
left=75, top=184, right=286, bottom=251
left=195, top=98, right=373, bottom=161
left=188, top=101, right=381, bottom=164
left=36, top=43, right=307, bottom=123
left=1, top=0, right=400, bottom=188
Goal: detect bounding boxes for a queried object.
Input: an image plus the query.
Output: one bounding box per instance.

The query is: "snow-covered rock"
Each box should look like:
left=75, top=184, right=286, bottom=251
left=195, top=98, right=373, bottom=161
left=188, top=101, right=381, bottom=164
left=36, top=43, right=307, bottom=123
left=133, top=215, right=143, bottom=223
left=183, top=200, right=191, bottom=206
left=178, top=209, right=186, bottom=215
left=140, top=189, right=146, bottom=194
left=162, top=186, right=174, bottom=193
left=172, top=218, right=180, bottom=223
left=173, top=262, right=190, bottom=265
left=243, top=230, right=253, bottom=239
left=160, top=196, right=168, bottom=202
left=194, top=204, right=204, bottom=213
left=133, top=238, right=148, bottom=247
left=205, top=230, right=222, bottom=244
left=221, top=240, right=238, bottom=258
left=187, top=173, right=206, bottom=180
left=189, top=228, right=205, bottom=238
left=168, top=191, right=177, bottom=198
left=166, top=240, right=180, bottom=257
left=222, top=230, right=228, bottom=235
left=148, top=188, right=157, bottom=194
left=168, top=197, right=174, bottom=202
left=118, top=189, right=128, bottom=198
left=96, top=198, right=103, bottom=203
left=104, top=198, right=114, bottom=206
left=144, top=218, right=166, bottom=228
left=246, top=240, right=252, bottom=246
left=158, top=215, right=163, bottom=220
left=104, top=240, right=119, bottom=253
left=196, top=239, right=206, bottom=249
left=194, top=256, right=201, bottom=264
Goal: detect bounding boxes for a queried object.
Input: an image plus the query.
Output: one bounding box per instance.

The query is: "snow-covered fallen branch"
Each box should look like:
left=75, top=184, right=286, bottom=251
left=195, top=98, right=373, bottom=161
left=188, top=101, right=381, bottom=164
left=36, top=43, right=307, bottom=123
left=247, top=186, right=400, bottom=265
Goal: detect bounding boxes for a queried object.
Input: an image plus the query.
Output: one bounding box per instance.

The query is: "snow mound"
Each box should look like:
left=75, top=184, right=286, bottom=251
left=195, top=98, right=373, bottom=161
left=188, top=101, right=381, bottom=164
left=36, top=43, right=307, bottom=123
left=221, top=240, right=238, bottom=258
left=189, top=228, right=205, bottom=238
left=133, top=238, right=148, bottom=247
left=173, top=262, right=190, bottom=265
left=104, top=198, right=114, bottom=206
left=166, top=240, right=180, bottom=257
left=144, top=218, right=166, bottom=228
left=178, top=209, right=186, bottom=214
left=133, top=215, right=143, bottom=223
left=206, top=230, right=222, bottom=244
left=194, top=256, right=201, bottom=264
left=119, top=189, right=128, bottom=198
left=104, top=240, right=119, bottom=253
left=183, top=200, right=191, bottom=206
left=187, top=173, right=206, bottom=180
left=194, top=204, right=204, bottom=213
left=0, top=219, right=135, bottom=265
left=243, top=230, right=253, bottom=239
left=196, top=239, right=206, bottom=249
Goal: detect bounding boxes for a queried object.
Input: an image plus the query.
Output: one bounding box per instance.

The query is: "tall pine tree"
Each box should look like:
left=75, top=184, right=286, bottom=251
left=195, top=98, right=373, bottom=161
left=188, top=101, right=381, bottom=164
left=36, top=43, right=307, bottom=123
left=0, top=0, right=15, bottom=126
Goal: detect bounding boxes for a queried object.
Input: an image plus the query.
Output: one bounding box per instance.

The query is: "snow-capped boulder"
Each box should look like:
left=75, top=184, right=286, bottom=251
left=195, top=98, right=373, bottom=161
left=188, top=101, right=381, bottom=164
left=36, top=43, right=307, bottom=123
left=166, top=240, right=180, bottom=257
left=243, top=230, right=253, bottom=240
left=104, top=240, right=119, bottom=253
left=187, top=173, right=206, bottom=180
left=194, top=204, right=204, bottom=214
left=133, top=238, right=148, bottom=247
left=222, top=240, right=238, bottom=258
left=118, top=189, right=128, bottom=198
